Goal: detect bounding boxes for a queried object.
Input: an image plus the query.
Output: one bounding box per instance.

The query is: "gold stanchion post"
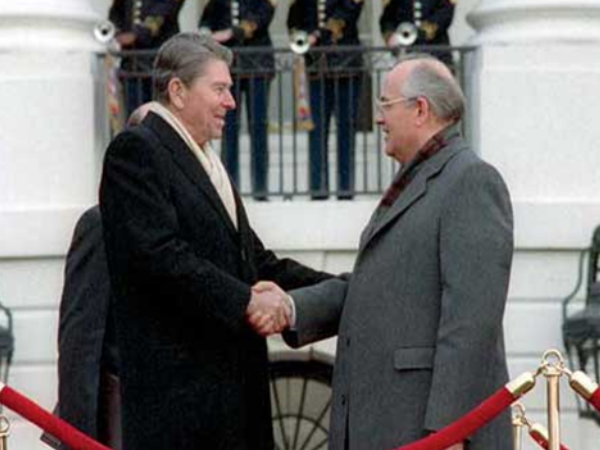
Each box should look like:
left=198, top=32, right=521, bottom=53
left=0, top=415, right=11, bottom=450
left=511, top=403, right=526, bottom=450
left=542, top=349, right=564, bottom=450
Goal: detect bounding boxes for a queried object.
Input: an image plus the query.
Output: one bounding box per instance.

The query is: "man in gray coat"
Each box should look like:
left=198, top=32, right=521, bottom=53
left=259, top=55, right=514, bottom=450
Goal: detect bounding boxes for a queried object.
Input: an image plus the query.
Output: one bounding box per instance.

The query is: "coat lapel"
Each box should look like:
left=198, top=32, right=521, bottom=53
left=144, top=113, right=238, bottom=239
left=360, top=140, right=468, bottom=252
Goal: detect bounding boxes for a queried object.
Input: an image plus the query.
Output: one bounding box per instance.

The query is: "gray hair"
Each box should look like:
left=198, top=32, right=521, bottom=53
left=398, top=54, right=465, bottom=122
left=153, top=32, right=233, bottom=103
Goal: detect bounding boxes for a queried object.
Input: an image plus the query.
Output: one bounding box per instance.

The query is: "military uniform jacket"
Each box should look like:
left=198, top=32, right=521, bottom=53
left=200, top=0, right=276, bottom=76
left=100, top=113, right=331, bottom=450
left=380, top=0, right=455, bottom=46
left=108, top=0, right=184, bottom=49
left=287, top=0, right=364, bottom=77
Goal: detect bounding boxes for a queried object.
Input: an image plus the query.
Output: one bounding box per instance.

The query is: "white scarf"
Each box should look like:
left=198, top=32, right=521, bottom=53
left=147, top=102, right=238, bottom=229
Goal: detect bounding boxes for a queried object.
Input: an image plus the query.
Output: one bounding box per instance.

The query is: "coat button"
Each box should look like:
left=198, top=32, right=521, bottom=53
left=341, top=394, right=347, bottom=406
left=346, top=337, right=350, bottom=347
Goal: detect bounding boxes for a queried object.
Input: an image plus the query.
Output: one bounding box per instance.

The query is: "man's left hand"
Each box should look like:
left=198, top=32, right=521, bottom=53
left=212, top=29, right=233, bottom=43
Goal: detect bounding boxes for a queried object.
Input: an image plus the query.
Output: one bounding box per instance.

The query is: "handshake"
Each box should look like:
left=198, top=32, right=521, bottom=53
left=245, top=281, right=292, bottom=337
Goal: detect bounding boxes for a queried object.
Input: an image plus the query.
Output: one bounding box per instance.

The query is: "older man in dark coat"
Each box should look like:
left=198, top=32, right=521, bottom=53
left=271, top=55, right=514, bottom=450
left=100, top=33, right=331, bottom=450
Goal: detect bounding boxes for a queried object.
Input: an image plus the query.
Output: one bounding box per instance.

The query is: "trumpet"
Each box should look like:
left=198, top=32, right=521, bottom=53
left=94, top=20, right=116, bottom=44
left=394, top=22, right=418, bottom=47
left=290, top=31, right=310, bottom=55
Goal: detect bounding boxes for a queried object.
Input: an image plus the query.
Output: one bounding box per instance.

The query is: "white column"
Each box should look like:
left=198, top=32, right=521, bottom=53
left=0, top=2, right=105, bottom=448
left=466, top=3, right=600, bottom=449
left=0, top=0, right=104, bottom=256
left=466, top=0, right=600, bottom=247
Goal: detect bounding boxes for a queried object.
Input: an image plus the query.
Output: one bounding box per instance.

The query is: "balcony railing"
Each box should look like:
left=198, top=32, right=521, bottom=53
left=97, top=45, right=476, bottom=200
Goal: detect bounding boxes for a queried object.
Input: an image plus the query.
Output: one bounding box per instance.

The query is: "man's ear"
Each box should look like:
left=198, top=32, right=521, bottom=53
left=167, top=78, right=186, bottom=110
left=414, top=97, right=431, bottom=126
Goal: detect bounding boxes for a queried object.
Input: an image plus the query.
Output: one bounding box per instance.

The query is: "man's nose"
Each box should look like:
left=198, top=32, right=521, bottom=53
left=224, top=90, right=236, bottom=110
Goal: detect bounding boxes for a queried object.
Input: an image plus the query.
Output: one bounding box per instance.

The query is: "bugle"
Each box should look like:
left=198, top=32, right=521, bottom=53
left=290, top=30, right=313, bottom=131
left=290, top=30, right=310, bottom=55
left=394, top=22, right=418, bottom=47
left=94, top=20, right=116, bottom=44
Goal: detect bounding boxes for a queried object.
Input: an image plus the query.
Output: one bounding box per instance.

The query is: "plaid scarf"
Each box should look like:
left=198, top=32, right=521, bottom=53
left=379, top=125, right=455, bottom=208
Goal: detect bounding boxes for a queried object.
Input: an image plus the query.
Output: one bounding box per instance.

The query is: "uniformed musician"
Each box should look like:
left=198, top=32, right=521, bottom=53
left=380, top=0, right=456, bottom=65
left=288, top=0, right=364, bottom=200
left=108, top=0, right=186, bottom=115
left=199, top=0, right=276, bottom=200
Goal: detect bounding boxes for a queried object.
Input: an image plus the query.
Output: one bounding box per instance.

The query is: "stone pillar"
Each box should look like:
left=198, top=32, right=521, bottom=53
left=0, top=1, right=104, bottom=447
left=467, top=2, right=600, bottom=448
left=467, top=0, right=600, bottom=227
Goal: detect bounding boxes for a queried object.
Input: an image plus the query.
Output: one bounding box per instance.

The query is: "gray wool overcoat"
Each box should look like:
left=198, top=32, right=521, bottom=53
left=286, top=126, right=514, bottom=450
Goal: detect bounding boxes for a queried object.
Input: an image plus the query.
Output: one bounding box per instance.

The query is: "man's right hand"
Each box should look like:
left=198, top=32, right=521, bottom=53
left=245, top=281, right=291, bottom=337
left=116, top=31, right=136, bottom=47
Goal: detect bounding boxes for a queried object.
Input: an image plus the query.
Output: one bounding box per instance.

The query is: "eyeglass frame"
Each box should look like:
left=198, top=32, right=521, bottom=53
left=375, top=96, right=417, bottom=113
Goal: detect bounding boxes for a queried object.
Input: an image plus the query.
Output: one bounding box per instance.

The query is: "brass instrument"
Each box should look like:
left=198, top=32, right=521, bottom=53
left=290, top=31, right=310, bottom=55
left=394, top=22, right=418, bottom=47
left=289, top=0, right=327, bottom=131
left=93, top=20, right=116, bottom=44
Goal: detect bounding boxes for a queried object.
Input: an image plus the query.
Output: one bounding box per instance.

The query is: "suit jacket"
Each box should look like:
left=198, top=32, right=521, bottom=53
left=43, top=206, right=119, bottom=449
left=99, top=112, right=331, bottom=450
left=286, top=126, right=514, bottom=450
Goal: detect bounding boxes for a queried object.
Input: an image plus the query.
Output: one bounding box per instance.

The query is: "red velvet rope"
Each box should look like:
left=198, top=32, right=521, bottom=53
left=529, top=430, right=570, bottom=450
left=588, top=388, right=600, bottom=412
left=391, top=387, right=515, bottom=450
left=0, top=385, right=112, bottom=450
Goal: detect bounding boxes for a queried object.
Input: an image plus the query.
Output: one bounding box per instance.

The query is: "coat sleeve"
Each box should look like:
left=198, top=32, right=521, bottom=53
left=251, top=229, right=333, bottom=291
left=198, top=0, right=222, bottom=31
left=324, top=0, right=363, bottom=42
left=100, top=130, right=252, bottom=334
left=420, top=0, right=455, bottom=42
left=133, top=0, right=182, bottom=47
left=287, top=0, right=309, bottom=33
left=379, top=0, right=405, bottom=38
left=283, top=275, right=350, bottom=347
left=108, top=0, right=126, bottom=31
left=234, top=0, right=275, bottom=42
left=330, top=0, right=364, bottom=24
left=423, top=162, right=513, bottom=431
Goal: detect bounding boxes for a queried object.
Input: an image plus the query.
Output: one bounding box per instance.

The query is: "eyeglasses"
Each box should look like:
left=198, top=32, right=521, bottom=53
left=375, top=96, right=415, bottom=113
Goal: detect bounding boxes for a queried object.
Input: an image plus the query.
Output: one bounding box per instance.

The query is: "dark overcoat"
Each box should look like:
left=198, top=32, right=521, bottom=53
left=100, top=112, right=330, bottom=450
left=44, top=206, right=118, bottom=449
